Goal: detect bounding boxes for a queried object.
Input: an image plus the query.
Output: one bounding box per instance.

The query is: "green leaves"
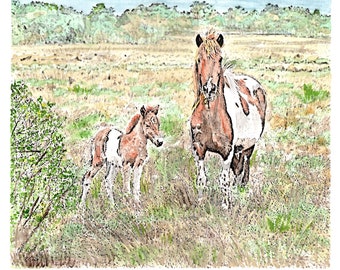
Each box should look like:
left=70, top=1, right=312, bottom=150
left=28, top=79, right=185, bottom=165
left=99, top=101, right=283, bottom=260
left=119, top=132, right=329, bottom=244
left=294, top=84, right=329, bottom=104
left=267, top=213, right=291, bottom=233
left=10, top=81, right=78, bottom=252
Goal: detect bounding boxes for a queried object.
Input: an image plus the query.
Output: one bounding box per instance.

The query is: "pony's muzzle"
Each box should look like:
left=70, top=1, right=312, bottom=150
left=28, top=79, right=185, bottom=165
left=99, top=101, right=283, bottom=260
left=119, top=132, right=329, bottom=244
left=155, top=137, right=163, bottom=147
left=202, top=77, right=217, bottom=101
left=150, top=135, right=163, bottom=147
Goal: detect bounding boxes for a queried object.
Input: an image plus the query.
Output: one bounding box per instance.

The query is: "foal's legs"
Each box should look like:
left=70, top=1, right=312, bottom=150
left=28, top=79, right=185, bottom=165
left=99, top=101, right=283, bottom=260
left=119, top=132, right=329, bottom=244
left=104, top=161, right=119, bottom=204
left=122, top=163, right=132, bottom=195
left=80, top=163, right=103, bottom=207
left=132, top=165, right=143, bottom=203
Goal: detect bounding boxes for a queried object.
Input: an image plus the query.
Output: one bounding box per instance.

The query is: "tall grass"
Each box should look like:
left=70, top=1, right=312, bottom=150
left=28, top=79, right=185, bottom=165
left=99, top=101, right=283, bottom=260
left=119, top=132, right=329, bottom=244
left=10, top=13, right=330, bottom=266
left=16, top=119, right=330, bottom=267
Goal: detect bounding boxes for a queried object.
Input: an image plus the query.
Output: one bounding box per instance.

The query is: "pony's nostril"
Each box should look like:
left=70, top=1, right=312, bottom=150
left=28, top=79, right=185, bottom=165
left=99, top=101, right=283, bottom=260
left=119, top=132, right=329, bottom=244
left=157, top=138, right=164, bottom=147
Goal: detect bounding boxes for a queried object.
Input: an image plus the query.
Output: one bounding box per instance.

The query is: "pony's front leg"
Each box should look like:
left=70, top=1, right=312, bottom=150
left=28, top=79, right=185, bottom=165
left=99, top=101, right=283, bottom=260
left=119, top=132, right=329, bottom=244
left=192, top=144, right=208, bottom=200
left=80, top=163, right=103, bottom=208
left=219, top=153, right=235, bottom=209
left=196, top=158, right=208, bottom=199
left=122, top=163, right=132, bottom=195
left=104, top=161, right=118, bottom=205
left=132, top=165, right=143, bottom=204
left=191, top=126, right=208, bottom=200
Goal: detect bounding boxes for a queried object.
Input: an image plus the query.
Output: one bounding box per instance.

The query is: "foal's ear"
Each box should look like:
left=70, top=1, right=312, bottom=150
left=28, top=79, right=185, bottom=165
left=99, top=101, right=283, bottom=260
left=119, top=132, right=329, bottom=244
left=196, top=34, right=203, bottom=47
left=153, top=105, right=160, bottom=115
left=217, top=33, right=224, bottom=47
left=140, top=105, right=146, bottom=117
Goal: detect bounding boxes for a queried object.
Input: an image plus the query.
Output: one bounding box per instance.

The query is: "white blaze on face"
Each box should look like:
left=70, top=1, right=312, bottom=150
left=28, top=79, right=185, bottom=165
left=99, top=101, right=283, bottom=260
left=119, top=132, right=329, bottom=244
left=202, top=77, right=216, bottom=100
left=206, top=77, right=213, bottom=92
left=224, top=72, right=263, bottom=150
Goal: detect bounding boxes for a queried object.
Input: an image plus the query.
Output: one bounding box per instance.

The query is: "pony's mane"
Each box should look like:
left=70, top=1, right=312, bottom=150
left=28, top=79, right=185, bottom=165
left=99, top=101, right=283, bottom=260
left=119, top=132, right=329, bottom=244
left=196, top=29, right=221, bottom=60
left=224, top=67, right=239, bottom=92
left=144, top=105, right=156, bottom=113
left=193, top=29, right=224, bottom=103
left=125, top=114, right=141, bottom=134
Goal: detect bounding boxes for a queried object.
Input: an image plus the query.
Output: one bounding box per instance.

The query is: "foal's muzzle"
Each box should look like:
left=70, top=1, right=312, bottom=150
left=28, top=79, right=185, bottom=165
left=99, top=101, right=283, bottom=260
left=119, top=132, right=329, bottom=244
left=153, top=137, right=163, bottom=147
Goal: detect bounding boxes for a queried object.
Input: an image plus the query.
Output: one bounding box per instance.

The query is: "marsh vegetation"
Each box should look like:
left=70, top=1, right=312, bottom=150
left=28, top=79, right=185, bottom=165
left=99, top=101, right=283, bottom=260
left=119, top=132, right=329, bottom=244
left=10, top=1, right=330, bottom=267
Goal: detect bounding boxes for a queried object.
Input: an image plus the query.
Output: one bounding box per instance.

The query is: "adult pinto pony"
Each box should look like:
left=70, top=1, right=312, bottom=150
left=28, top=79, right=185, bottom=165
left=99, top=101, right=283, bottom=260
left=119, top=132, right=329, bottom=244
left=80, top=105, right=163, bottom=207
left=190, top=30, right=266, bottom=208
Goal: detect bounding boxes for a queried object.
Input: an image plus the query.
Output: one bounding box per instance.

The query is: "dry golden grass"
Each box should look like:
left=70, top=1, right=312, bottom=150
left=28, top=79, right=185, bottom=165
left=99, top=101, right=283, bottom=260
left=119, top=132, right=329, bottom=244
left=11, top=33, right=331, bottom=267
left=11, top=34, right=330, bottom=130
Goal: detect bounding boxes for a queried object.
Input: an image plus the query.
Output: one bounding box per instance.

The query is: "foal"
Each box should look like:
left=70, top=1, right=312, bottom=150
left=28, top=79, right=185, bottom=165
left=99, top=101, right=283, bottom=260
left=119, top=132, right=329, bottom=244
left=80, top=105, right=163, bottom=207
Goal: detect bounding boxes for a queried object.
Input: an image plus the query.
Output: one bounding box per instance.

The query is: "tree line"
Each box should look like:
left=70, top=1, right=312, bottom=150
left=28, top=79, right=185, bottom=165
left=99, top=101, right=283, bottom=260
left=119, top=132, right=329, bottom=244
left=12, top=1, right=330, bottom=45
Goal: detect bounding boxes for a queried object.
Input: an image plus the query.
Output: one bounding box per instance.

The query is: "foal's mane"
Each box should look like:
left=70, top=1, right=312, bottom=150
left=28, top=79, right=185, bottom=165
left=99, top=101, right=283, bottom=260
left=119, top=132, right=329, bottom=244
left=125, top=106, right=157, bottom=134
left=125, top=114, right=141, bottom=134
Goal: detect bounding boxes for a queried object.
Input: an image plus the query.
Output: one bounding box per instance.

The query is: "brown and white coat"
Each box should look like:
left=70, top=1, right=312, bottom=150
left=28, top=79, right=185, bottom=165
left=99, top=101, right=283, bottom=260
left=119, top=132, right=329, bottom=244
left=80, top=105, right=163, bottom=207
left=190, top=30, right=266, bottom=208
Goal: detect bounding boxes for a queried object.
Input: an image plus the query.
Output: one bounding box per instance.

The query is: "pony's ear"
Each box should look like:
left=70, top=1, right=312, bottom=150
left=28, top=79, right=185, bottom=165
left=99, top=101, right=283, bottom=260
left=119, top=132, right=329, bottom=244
left=196, top=34, right=203, bottom=47
left=153, top=105, right=160, bottom=115
left=140, top=105, right=146, bottom=117
left=217, top=33, right=224, bottom=47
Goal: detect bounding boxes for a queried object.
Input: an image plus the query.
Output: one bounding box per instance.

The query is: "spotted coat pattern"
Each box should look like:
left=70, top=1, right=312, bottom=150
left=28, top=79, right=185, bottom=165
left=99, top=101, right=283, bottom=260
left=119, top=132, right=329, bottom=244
left=80, top=105, right=163, bottom=207
left=190, top=30, right=267, bottom=208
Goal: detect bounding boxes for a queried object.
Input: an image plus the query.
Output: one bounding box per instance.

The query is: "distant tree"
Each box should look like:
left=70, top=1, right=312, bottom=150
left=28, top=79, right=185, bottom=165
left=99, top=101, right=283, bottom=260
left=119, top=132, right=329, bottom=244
left=89, top=3, right=115, bottom=16
left=189, top=1, right=216, bottom=20
left=90, top=3, right=106, bottom=14
left=313, top=9, right=320, bottom=15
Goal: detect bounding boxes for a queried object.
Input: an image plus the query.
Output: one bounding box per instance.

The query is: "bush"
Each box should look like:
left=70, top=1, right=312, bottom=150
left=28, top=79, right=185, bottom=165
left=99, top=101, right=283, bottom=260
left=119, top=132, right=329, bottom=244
left=10, top=81, right=78, bottom=258
left=294, top=83, right=329, bottom=104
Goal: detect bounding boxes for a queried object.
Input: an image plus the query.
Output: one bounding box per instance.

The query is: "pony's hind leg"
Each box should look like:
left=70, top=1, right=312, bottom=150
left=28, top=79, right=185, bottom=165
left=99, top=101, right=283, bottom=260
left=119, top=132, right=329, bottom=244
left=80, top=163, right=103, bottom=207
left=240, top=145, right=255, bottom=186
left=104, top=161, right=119, bottom=205
left=231, top=145, right=255, bottom=187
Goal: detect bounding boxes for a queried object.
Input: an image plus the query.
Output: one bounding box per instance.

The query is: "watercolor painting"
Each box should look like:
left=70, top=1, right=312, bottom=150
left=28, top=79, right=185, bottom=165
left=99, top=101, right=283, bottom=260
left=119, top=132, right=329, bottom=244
left=10, top=0, right=331, bottom=267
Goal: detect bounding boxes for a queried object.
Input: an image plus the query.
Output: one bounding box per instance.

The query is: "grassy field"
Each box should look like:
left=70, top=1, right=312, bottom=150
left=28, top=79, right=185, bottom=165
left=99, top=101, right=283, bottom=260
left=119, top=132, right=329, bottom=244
left=11, top=32, right=330, bottom=267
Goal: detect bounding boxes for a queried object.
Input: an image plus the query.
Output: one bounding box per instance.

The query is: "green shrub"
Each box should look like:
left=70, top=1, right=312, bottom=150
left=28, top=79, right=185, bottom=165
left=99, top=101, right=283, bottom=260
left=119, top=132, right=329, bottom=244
left=267, top=213, right=291, bottom=233
left=10, top=81, right=78, bottom=255
left=68, top=84, right=95, bottom=94
left=294, top=83, right=329, bottom=104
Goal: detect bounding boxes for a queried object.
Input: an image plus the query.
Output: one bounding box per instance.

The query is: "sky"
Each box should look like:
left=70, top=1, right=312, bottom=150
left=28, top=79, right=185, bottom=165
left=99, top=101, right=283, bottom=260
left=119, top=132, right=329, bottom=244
left=18, top=0, right=332, bottom=15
